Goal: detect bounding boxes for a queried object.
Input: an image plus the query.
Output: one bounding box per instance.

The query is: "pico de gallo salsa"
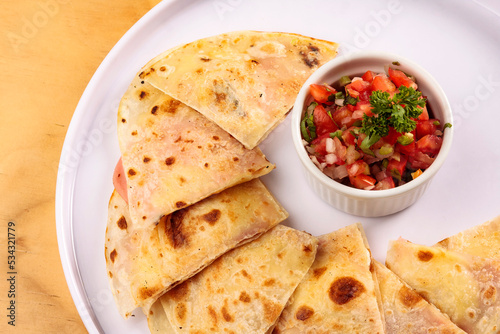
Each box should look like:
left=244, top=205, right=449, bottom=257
left=301, top=66, right=451, bottom=190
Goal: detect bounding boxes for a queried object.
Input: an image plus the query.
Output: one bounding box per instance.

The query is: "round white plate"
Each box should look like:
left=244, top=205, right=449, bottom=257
left=56, top=0, right=500, bottom=332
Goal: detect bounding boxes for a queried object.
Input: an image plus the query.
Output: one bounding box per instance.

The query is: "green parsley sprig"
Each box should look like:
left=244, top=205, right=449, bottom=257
left=359, top=86, right=426, bottom=154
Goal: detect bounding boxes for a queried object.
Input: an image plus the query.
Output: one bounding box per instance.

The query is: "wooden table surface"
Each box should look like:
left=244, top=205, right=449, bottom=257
left=0, top=1, right=162, bottom=332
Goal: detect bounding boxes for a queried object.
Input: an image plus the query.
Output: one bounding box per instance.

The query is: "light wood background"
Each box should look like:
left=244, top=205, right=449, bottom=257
left=0, top=1, right=162, bottom=332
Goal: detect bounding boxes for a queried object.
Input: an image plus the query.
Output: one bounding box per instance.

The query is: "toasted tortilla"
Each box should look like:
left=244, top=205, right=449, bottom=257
left=147, top=225, right=318, bottom=334
left=386, top=238, right=500, bottom=334
left=117, top=68, right=274, bottom=230
left=105, top=179, right=288, bottom=318
left=141, top=30, right=338, bottom=149
left=435, top=215, right=500, bottom=259
left=273, top=223, right=385, bottom=334
left=374, top=260, right=466, bottom=334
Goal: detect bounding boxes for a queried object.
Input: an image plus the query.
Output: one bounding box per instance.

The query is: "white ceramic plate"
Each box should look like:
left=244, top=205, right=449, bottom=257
left=56, top=0, right=500, bottom=332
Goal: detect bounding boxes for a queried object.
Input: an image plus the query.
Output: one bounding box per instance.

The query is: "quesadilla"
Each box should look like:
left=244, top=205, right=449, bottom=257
left=117, top=67, right=274, bottom=230
left=374, top=260, right=466, bottom=334
left=147, top=225, right=318, bottom=334
left=273, top=223, right=385, bottom=334
left=142, top=31, right=339, bottom=149
left=386, top=238, right=500, bottom=334
left=105, top=179, right=288, bottom=318
left=435, top=215, right=500, bottom=259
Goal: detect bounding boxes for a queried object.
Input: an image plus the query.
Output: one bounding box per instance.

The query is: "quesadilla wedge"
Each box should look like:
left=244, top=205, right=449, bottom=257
left=273, top=223, right=385, bottom=334
left=117, top=70, right=274, bottom=231
left=374, top=260, right=466, bottom=334
left=147, top=225, right=318, bottom=334
left=141, top=31, right=338, bottom=149
left=105, top=179, right=288, bottom=318
left=386, top=238, right=500, bottom=334
left=435, top=215, right=500, bottom=259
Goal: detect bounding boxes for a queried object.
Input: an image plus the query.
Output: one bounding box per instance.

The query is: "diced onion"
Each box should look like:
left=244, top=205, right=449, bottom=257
left=324, top=165, right=348, bottom=180
left=335, top=99, right=344, bottom=106
left=325, top=137, right=335, bottom=154
left=325, top=153, right=337, bottom=165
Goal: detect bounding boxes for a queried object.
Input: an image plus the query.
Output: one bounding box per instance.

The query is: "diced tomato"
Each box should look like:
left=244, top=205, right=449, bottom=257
left=342, top=128, right=357, bottom=146
left=416, top=119, right=439, bottom=139
left=349, top=174, right=376, bottom=190
left=309, top=83, right=337, bottom=104
left=416, top=135, right=442, bottom=156
left=331, top=106, right=355, bottom=128
left=371, top=75, right=396, bottom=93
left=354, top=100, right=373, bottom=117
left=396, top=141, right=416, bottom=156
left=409, top=151, right=435, bottom=169
left=346, top=160, right=370, bottom=177
left=382, top=127, right=402, bottom=145
left=313, top=104, right=338, bottom=136
left=348, top=79, right=371, bottom=93
left=374, top=176, right=395, bottom=190
left=333, top=137, right=347, bottom=164
left=311, top=133, right=330, bottom=155
left=418, top=103, right=429, bottom=120
left=388, top=67, right=418, bottom=89
left=362, top=70, right=375, bottom=83
left=387, top=155, right=408, bottom=180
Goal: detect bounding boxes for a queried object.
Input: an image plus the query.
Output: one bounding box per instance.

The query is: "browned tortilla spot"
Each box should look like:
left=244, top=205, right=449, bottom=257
left=176, top=303, right=187, bottom=321
left=139, top=90, right=148, bottom=100
left=165, top=156, right=176, bottom=166
left=204, top=163, right=209, bottom=168
left=208, top=305, right=218, bottom=326
left=202, top=209, right=221, bottom=225
left=159, top=66, right=166, bottom=71
left=109, top=249, right=117, bottom=263
left=398, top=285, right=423, bottom=308
left=483, top=285, right=496, bottom=301
left=131, top=131, right=137, bottom=136
left=138, top=285, right=161, bottom=299
left=151, top=105, right=159, bottom=115
left=169, top=282, right=190, bottom=302
left=196, top=68, right=203, bottom=74
left=303, top=244, right=313, bottom=253
left=232, top=157, right=239, bottom=162
left=329, top=276, right=366, bottom=305
left=128, top=168, right=136, bottom=176
left=239, top=291, right=251, bottom=303
left=212, top=135, right=220, bottom=140
left=164, top=99, right=181, bottom=114
left=264, top=278, right=276, bottom=287
left=121, top=118, right=126, bottom=123
left=163, top=210, right=188, bottom=248
left=200, top=56, right=211, bottom=62
left=221, top=305, right=233, bottom=322
left=116, top=216, right=127, bottom=230
left=175, top=201, right=186, bottom=209
left=417, top=250, right=434, bottom=262
left=312, top=267, right=327, bottom=279
left=108, top=271, right=113, bottom=278
left=295, top=305, right=314, bottom=321
left=263, top=298, right=281, bottom=324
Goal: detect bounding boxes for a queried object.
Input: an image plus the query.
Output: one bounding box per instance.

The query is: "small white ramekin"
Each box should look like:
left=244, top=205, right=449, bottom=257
left=291, top=51, right=453, bottom=217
